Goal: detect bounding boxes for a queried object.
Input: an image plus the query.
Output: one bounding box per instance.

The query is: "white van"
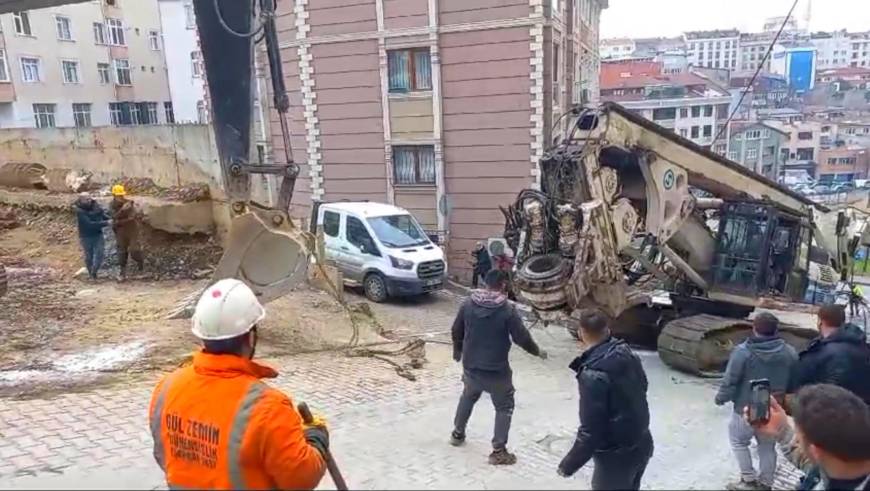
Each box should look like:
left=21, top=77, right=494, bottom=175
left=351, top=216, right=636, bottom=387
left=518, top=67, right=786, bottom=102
left=316, top=202, right=447, bottom=302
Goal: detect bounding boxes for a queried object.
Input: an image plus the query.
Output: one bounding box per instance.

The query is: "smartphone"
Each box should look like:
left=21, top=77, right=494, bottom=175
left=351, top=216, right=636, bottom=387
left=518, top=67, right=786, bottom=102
left=749, top=379, right=771, bottom=424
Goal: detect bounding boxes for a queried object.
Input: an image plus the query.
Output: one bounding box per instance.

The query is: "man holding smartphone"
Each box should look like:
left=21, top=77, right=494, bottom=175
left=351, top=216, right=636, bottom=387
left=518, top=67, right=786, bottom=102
left=750, top=384, right=870, bottom=491
left=715, top=313, right=798, bottom=490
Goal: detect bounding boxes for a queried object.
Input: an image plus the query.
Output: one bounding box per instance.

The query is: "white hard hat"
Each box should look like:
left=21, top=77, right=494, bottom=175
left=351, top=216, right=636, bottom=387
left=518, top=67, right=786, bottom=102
left=191, top=279, right=266, bottom=340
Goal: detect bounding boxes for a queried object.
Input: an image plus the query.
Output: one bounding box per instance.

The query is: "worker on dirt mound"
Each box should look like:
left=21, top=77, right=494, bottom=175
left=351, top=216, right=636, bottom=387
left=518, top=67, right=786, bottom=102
left=109, top=184, right=144, bottom=281
left=148, top=278, right=328, bottom=489
left=74, top=192, right=111, bottom=280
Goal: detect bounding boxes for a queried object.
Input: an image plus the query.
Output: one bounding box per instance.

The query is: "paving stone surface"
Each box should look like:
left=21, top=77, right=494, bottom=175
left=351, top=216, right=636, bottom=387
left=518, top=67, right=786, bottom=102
left=0, top=290, right=804, bottom=490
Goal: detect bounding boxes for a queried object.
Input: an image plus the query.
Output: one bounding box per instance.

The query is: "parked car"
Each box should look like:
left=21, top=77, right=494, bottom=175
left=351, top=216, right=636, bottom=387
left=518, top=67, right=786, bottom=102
left=316, top=202, right=447, bottom=302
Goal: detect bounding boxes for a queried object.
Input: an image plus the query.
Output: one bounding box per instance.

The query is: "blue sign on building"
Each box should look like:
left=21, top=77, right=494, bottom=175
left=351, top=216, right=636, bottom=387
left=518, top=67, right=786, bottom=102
left=788, top=50, right=814, bottom=93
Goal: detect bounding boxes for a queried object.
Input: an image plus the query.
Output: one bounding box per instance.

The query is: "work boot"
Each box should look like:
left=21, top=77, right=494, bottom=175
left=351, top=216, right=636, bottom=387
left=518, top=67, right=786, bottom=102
left=449, top=430, right=465, bottom=447
left=488, top=448, right=517, bottom=466
left=726, top=478, right=764, bottom=490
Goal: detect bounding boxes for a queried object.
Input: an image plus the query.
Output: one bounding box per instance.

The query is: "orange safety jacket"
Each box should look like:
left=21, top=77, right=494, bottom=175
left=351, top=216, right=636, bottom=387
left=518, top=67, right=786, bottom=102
left=149, top=351, right=326, bottom=490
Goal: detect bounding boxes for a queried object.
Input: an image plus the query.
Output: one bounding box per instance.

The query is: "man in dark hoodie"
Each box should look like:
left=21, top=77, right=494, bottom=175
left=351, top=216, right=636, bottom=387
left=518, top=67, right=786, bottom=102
left=557, top=309, right=653, bottom=490
left=790, top=304, right=870, bottom=406
left=74, top=193, right=111, bottom=280
left=450, top=269, right=546, bottom=465
left=715, top=313, right=798, bottom=490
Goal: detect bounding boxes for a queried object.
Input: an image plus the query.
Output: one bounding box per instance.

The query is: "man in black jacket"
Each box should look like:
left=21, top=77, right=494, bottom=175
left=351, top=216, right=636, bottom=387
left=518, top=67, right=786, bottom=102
left=450, top=269, right=546, bottom=465
left=74, top=193, right=110, bottom=280
left=558, top=309, right=653, bottom=490
left=789, top=304, right=870, bottom=405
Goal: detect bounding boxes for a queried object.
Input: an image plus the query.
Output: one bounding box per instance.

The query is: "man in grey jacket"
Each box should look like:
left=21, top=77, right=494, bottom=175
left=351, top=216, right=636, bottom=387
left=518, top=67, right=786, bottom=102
left=715, top=312, right=799, bottom=490
left=450, top=269, right=547, bottom=465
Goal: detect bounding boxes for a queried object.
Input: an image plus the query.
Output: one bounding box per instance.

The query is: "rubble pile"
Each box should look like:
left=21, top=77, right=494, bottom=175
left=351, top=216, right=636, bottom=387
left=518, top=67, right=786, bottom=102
left=112, top=177, right=211, bottom=203
left=0, top=207, right=19, bottom=230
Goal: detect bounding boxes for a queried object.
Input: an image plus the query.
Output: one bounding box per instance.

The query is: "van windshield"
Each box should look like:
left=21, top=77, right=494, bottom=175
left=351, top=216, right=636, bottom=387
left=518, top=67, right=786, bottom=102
left=367, top=214, right=430, bottom=248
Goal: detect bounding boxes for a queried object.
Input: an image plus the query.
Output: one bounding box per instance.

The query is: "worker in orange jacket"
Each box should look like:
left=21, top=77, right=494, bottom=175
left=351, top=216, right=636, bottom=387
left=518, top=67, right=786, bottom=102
left=148, top=278, right=328, bottom=489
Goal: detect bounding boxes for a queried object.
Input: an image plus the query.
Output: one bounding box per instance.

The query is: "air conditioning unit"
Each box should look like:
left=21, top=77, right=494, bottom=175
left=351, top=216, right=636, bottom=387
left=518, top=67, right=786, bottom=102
left=487, top=238, right=512, bottom=257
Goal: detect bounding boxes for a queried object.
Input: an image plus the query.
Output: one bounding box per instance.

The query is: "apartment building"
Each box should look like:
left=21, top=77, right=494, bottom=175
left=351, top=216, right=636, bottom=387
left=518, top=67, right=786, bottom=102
left=816, top=146, right=869, bottom=183
left=157, top=0, right=205, bottom=124
left=600, top=64, right=731, bottom=149
left=258, top=0, right=607, bottom=282
left=599, top=37, right=634, bottom=60
left=725, top=121, right=787, bottom=180
left=738, top=32, right=774, bottom=72
left=0, top=1, right=172, bottom=128
left=684, top=30, right=740, bottom=71
left=812, top=30, right=853, bottom=69
left=849, top=32, right=870, bottom=68
left=764, top=119, right=823, bottom=180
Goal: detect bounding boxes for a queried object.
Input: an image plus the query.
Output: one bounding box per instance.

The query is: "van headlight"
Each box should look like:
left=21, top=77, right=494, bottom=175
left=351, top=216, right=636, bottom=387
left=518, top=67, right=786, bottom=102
left=389, top=255, right=414, bottom=270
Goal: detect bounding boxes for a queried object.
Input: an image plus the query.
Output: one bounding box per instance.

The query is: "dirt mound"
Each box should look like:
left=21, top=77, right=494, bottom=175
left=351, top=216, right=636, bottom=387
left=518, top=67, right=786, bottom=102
left=0, top=206, right=19, bottom=230
left=113, top=177, right=210, bottom=203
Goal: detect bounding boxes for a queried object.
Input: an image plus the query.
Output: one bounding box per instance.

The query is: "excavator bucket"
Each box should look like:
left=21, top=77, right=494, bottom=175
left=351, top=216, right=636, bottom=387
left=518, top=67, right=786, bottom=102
left=166, top=207, right=311, bottom=320
left=213, top=207, right=310, bottom=304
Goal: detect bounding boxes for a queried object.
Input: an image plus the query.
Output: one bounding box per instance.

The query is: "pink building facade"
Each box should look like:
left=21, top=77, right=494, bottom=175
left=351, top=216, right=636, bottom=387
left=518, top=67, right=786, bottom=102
left=261, top=0, right=606, bottom=282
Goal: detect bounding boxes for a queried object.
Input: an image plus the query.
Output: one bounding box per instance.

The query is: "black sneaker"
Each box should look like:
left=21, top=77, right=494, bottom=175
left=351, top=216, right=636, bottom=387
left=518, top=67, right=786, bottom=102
left=488, top=448, right=517, bottom=465
left=449, top=430, right=465, bottom=447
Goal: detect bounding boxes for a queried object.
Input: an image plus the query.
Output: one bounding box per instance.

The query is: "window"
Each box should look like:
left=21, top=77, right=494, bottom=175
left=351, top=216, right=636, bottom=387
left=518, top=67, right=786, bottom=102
left=553, top=43, right=560, bottom=83
left=387, top=48, right=431, bottom=93
left=109, top=102, right=127, bottom=125
left=714, top=143, right=726, bottom=155
left=0, top=50, right=9, bottom=82
left=93, top=22, right=106, bottom=44
left=148, top=30, right=160, bottom=50
left=393, top=146, right=435, bottom=185
left=322, top=211, right=340, bottom=237
left=72, top=103, right=92, bottom=128
left=797, top=131, right=813, bottom=140
left=796, top=148, right=814, bottom=160
left=61, top=60, right=80, bottom=84
left=33, top=103, right=55, bottom=128
left=184, top=2, right=196, bottom=29
left=20, top=57, right=40, bottom=83
left=56, top=15, right=73, bottom=40
left=197, top=100, right=207, bottom=124
left=747, top=148, right=758, bottom=159
left=13, top=12, right=32, bottom=36
left=691, top=126, right=700, bottom=139
left=729, top=151, right=739, bottom=160
left=691, top=106, right=701, bottom=118
left=680, top=108, right=688, bottom=118
left=652, top=108, right=676, bottom=121
left=762, top=129, right=770, bottom=138
left=828, top=157, right=837, bottom=165
left=703, top=125, right=712, bottom=137
left=745, top=129, right=761, bottom=139
left=704, top=105, right=713, bottom=117
left=346, top=216, right=377, bottom=254
left=144, top=102, right=158, bottom=124
left=679, top=128, right=688, bottom=138
left=113, top=59, right=131, bottom=85
left=190, top=51, right=202, bottom=77
left=106, top=18, right=125, bottom=46
left=97, top=62, right=111, bottom=84
left=164, top=101, right=175, bottom=124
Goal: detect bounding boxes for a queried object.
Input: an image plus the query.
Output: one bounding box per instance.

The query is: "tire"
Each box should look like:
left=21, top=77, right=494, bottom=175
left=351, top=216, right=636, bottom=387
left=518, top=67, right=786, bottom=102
left=364, top=273, right=389, bottom=303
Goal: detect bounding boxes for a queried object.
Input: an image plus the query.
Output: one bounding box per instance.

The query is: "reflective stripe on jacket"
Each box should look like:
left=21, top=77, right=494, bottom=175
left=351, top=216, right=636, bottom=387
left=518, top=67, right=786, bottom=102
left=149, top=351, right=325, bottom=490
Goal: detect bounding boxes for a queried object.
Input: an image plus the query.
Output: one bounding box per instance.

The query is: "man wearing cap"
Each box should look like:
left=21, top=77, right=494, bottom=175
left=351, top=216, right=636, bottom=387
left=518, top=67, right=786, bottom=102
left=109, top=184, right=144, bottom=280
left=148, top=278, right=328, bottom=489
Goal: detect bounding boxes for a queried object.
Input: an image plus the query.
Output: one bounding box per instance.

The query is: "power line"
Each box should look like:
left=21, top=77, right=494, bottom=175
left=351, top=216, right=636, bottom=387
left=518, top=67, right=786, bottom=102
left=713, top=0, right=801, bottom=142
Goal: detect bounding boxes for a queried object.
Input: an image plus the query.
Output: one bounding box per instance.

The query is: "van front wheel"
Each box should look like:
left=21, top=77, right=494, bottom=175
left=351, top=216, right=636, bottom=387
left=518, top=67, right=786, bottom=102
left=364, top=273, right=389, bottom=303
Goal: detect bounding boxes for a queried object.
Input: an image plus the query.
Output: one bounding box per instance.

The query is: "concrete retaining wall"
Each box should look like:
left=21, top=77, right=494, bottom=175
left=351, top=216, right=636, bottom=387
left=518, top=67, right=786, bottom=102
left=0, top=125, right=222, bottom=191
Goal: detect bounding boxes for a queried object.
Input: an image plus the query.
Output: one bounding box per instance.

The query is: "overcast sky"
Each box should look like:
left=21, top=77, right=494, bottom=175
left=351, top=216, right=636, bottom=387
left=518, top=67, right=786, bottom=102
left=600, top=0, right=870, bottom=39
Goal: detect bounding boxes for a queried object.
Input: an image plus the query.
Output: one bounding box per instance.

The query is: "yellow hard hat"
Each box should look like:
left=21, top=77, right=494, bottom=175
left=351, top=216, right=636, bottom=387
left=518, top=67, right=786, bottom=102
left=111, top=184, right=126, bottom=196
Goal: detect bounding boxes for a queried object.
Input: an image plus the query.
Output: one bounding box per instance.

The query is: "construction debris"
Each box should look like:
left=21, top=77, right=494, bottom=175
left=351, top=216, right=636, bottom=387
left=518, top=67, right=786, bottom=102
left=0, top=207, right=19, bottom=230
left=0, top=162, right=46, bottom=189
left=111, top=177, right=211, bottom=203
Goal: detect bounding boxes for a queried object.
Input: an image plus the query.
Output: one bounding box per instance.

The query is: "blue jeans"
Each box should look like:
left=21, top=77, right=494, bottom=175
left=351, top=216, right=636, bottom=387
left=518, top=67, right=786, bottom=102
left=80, top=234, right=105, bottom=278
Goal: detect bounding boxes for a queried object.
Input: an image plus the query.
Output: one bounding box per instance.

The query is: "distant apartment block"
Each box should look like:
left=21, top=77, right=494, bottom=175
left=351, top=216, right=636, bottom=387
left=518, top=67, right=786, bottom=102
left=684, top=30, right=740, bottom=71
left=0, top=1, right=173, bottom=128
left=816, top=146, right=870, bottom=183
left=725, top=121, right=788, bottom=180
left=256, top=0, right=607, bottom=281
left=600, top=60, right=731, bottom=149
left=157, top=0, right=205, bottom=124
